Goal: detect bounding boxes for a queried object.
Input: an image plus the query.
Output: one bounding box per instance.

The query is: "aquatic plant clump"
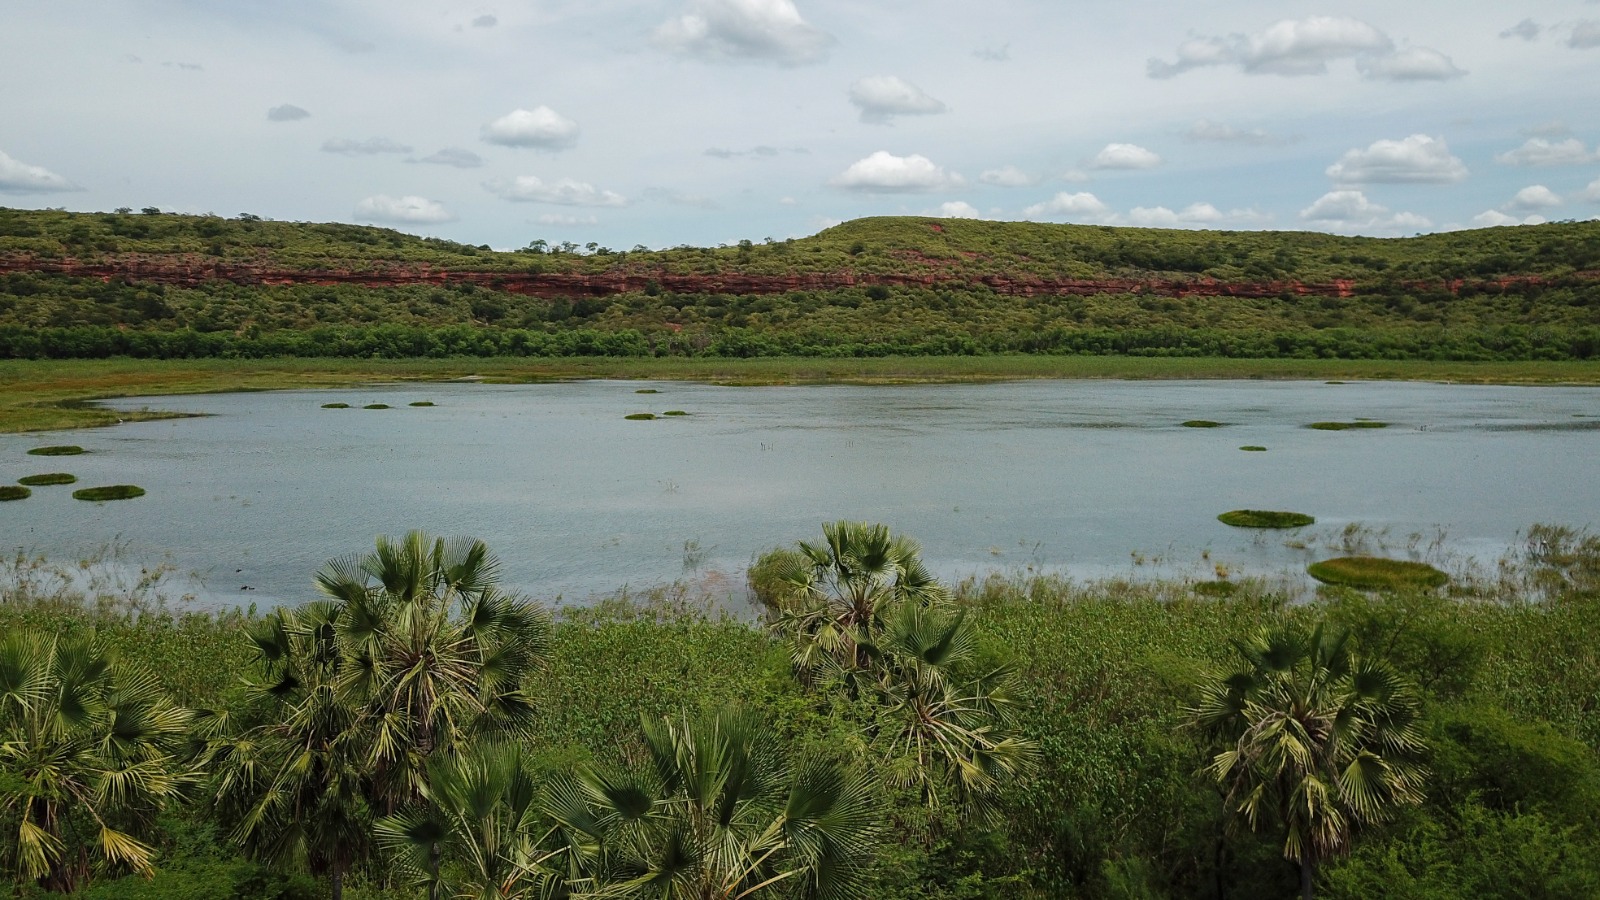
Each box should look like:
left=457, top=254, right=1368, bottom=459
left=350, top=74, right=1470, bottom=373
left=1192, top=580, right=1238, bottom=597
left=1181, top=420, right=1226, bottom=428
left=321, top=402, right=351, bottom=409
left=624, top=413, right=657, bottom=420
left=408, top=401, right=435, bottom=407
left=1239, top=445, right=1268, bottom=452
left=635, top=388, right=661, bottom=394
left=363, top=403, right=391, bottom=410
left=1307, top=556, right=1448, bottom=590
left=1308, top=421, right=1389, bottom=430
left=662, top=410, right=689, bottom=416
left=1217, top=510, right=1315, bottom=528
left=0, top=485, right=30, bottom=501
left=18, top=473, right=76, bottom=486
left=72, top=485, right=146, bottom=502
left=27, top=445, right=85, bottom=456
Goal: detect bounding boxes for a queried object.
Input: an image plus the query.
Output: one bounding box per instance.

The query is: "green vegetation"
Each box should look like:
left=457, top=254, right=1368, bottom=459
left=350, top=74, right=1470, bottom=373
left=18, top=472, right=75, bottom=485
left=1181, top=419, right=1226, bottom=427
left=661, top=409, right=688, bottom=416
left=0, top=524, right=1597, bottom=899
left=26, top=444, right=84, bottom=455
left=1218, top=509, right=1316, bottom=528
left=634, top=388, right=660, bottom=394
left=321, top=402, right=350, bottom=408
left=1192, top=579, right=1239, bottom=597
left=1308, top=556, right=1450, bottom=590
left=71, top=484, right=145, bottom=501
left=363, top=402, right=390, bottom=409
left=407, top=400, right=434, bottom=406
left=1240, top=445, right=1268, bottom=451
left=1309, top=421, right=1390, bottom=430
left=624, top=412, right=656, bottom=420
left=0, top=485, right=29, bottom=500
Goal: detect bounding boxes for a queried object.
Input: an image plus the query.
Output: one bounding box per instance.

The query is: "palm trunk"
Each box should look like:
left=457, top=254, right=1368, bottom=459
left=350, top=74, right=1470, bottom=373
left=331, top=867, right=344, bottom=900
left=1299, top=855, right=1314, bottom=900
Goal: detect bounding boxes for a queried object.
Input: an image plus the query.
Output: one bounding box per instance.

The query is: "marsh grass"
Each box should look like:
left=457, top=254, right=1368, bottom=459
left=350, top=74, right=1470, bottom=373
left=1238, top=445, right=1267, bottom=451
left=1191, top=580, right=1238, bottom=597
left=18, top=473, right=75, bottom=486
left=1309, top=421, right=1390, bottom=430
left=1307, top=555, right=1448, bottom=590
left=363, top=403, right=391, bottom=409
left=634, top=388, right=661, bottom=394
left=1181, top=420, right=1226, bottom=428
left=408, top=400, right=435, bottom=406
left=624, top=412, right=657, bottom=420
left=320, top=402, right=350, bottom=408
left=662, top=410, right=689, bottom=416
left=0, top=485, right=30, bottom=501
left=72, top=484, right=146, bottom=501
left=1218, top=509, right=1315, bottom=528
left=27, top=445, right=85, bottom=456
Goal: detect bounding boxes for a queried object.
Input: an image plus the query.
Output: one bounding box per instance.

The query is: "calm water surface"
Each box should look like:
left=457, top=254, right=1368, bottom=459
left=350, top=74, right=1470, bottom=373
left=3, top=379, right=1597, bottom=607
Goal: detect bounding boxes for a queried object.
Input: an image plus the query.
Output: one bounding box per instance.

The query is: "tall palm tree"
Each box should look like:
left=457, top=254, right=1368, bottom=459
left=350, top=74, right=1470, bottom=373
left=0, top=629, right=193, bottom=893
left=543, top=706, right=878, bottom=900
left=1191, top=622, right=1428, bottom=900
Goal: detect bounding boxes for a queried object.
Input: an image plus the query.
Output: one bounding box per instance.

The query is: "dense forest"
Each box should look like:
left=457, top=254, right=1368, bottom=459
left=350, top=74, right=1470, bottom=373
left=3, top=208, right=1599, bottom=362
left=1, top=521, right=1598, bottom=900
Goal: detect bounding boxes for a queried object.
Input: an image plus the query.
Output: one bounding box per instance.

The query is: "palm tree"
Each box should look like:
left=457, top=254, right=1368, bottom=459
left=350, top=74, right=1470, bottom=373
left=1191, top=622, right=1428, bottom=900
left=0, top=629, right=193, bottom=893
left=543, top=706, right=878, bottom=900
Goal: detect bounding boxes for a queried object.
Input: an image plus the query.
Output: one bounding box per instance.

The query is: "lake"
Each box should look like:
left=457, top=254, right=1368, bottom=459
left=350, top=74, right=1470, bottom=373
left=3, top=379, right=1597, bottom=608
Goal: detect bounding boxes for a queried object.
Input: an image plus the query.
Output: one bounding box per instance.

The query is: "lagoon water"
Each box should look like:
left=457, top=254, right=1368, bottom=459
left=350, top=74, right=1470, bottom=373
left=3, top=379, right=1598, bottom=608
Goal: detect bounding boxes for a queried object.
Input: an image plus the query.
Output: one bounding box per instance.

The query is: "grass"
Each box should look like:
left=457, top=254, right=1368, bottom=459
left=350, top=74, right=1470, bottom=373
left=1309, top=421, right=1390, bottom=430
left=1191, top=580, right=1238, bottom=597
left=18, top=473, right=76, bottom=486
left=1217, top=509, right=1316, bottom=528
left=1239, top=445, right=1268, bottom=451
left=72, top=484, right=146, bottom=501
left=5, top=357, right=1600, bottom=433
left=624, top=413, right=657, bottom=420
left=27, top=444, right=85, bottom=455
left=1181, top=420, right=1226, bottom=428
left=0, top=485, right=29, bottom=501
left=1307, top=556, right=1449, bottom=590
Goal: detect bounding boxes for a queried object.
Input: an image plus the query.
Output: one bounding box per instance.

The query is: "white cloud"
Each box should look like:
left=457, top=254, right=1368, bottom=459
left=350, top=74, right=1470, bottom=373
left=1091, top=143, right=1161, bottom=170
left=353, top=194, right=455, bottom=225
left=472, top=14, right=497, bottom=28
left=1059, top=169, right=1090, bottom=183
left=1501, top=19, right=1540, bottom=40
left=1184, top=120, right=1284, bottom=145
left=1495, top=138, right=1596, bottom=166
left=484, top=176, right=628, bottom=206
left=978, top=166, right=1036, bottom=187
left=1299, top=190, right=1430, bottom=233
left=1504, top=185, right=1562, bottom=212
left=1356, top=47, right=1466, bottom=81
left=322, top=137, right=412, bottom=155
left=266, top=104, right=310, bottom=122
left=652, top=0, right=833, bottom=66
left=1571, top=20, right=1600, bottom=49
left=1525, top=120, right=1572, bottom=138
left=1123, top=202, right=1264, bottom=228
left=1325, top=135, right=1467, bottom=184
left=1022, top=191, right=1110, bottom=220
left=1472, top=210, right=1547, bottom=227
left=1148, top=16, right=1392, bottom=78
left=410, top=147, right=484, bottom=168
left=536, top=213, right=599, bottom=226
left=829, top=151, right=963, bottom=192
left=1583, top=178, right=1600, bottom=203
left=927, top=201, right=983, bottom=219
left=0, top=150, right=81, bottom=193
left=481, top=107, right=579, bottom=150
left=848, top=76, right=947, bottom=124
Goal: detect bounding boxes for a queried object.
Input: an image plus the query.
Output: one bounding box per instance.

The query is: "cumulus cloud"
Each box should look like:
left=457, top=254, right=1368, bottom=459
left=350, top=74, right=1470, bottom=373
left=1091, top=143, right=1161, bottom=170
left=266, top=104, right=310, bottom=122
left=481, top=107, right=579, bottom=150
left=1148, top=16, right=1460, bottom=82
left=1184, top=120, right=1285, bottom=145
left=353, top=194, right=455, bottom=225
left=1501, top=19, right=1540, bottom=40
left=1570, top=20, right=1600, bottom=48
left=410, top=147, right=484, bottom=168
left=927, top=201, right=983, bottom=219
left=322, top=137, right=412, bottom=155
left=829, top=151, right=963, bottom=192
left=1472, top=210, right=1547, bottom=227
left=1583, top=178, right=1600, bottom=203
left=1299, top=190, right=1430, bottom=233
left=1022, top=191, right=1110, bottom=221
left=1504, top=185, right=1562, bottom=212
left=1355, top=47, right=1466, bottom=81
left=652, top=0, right=833, bottom=66
left=537, top=213, right=598, bottom=226
left=484, top=175, right=627, bottom=206
left=1495, top=138, right=1595, bottom=166
left=1326, top=135, right=1467, bottom=185
left=1123, top=202, right=1265, bottom=228
left=978, top=166, right=1036, bottom=187
left=0, top=150, right=81, bottom=193
left=472, top=14, right=497, bottom=28
left=848, top=76, right=947, bottom=124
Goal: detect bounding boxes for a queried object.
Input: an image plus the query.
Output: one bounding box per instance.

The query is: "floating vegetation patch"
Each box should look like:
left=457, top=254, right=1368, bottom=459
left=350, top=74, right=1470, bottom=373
left=1192, top=580, right=1238, bottom=597
left=408, top=401, right=435, bottom=407
left=1325, top=381, right=1347, bottom=385
left=19, top=473, right=76, bottom=486
left=1181, top=420, right=1226, bottom=428
left=1307, top=556, right=1448, bottom=590
left=320, top=402, right=351, bottom=409
left=72, top=484, right=146, bottom=502
left=1480, top=420, right=1600, bottom=432
left=624, top=413, right=657, bottom=420
left=662, top=410, right=689, bottom=416
left=27, top=445, right=85, bottom=456
left=363, top=403, right=391, bottom=410
left=1239, top=445, right=1268, bottom=452
left=1308, top=421, right=1389, bottom=430
left=634, top=388, right=661, bottom=394
left=0, top=485, right=30, bottom=501
left=1218, top=509, right=1315, bottom=529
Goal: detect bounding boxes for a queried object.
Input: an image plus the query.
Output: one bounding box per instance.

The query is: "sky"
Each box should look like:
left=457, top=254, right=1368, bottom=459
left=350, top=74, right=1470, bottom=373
left=2, top=0, right=1599, bottom=251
